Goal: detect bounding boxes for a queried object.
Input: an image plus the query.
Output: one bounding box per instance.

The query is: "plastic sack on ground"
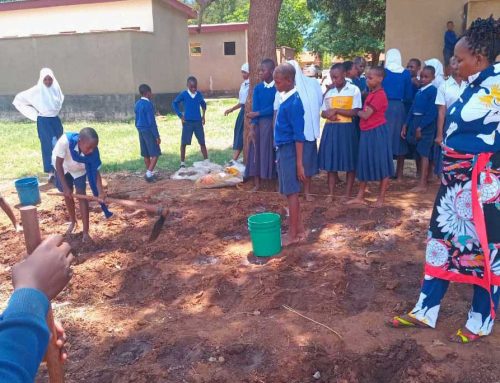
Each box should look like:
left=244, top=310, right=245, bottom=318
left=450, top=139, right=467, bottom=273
left=171, top=160, right=223, bottom=181
left=195, top=163, right=246, bottom=189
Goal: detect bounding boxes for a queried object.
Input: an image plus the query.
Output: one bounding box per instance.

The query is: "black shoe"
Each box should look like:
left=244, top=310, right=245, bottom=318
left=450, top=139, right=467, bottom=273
left=145, top=174, right=155, bottom=183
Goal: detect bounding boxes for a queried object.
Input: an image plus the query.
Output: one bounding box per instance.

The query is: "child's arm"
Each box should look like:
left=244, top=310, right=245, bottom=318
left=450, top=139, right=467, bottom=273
left=292, top=101, right=306, bottom=182
left=224, top=103, right=242, bottom=116
left=332, top=108, right=360, bottom=118
left=200, top=94, right=207, bottom=125
left=296, top=141, right=305, bottom=182
left=148, top=103, right=160, bottom=142
left=436, top=105, right=446, bottom=144
left=332, top=88, right=362, bottom=117
left=55, top=157, right=72, bottom=198
left=171, top=93, right=184, bottom=122
left=95, top=171, right=106, bottom=202
left=246, top=86, right=261, bottom=124
left=357, top=106, right=375, bottom=120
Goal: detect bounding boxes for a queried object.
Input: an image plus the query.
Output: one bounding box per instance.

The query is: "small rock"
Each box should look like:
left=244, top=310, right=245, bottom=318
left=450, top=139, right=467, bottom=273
left=253, top=310, right=261, bottom=316
left=208, top=357, right=217, bottom=363
left=218, top=356, right=225, bottom=363
left=313, top=371, right=321, bottom=379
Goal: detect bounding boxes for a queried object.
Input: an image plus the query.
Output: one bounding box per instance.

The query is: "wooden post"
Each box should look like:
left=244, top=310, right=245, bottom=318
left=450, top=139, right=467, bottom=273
left=20, top=206, right=65, bottom=383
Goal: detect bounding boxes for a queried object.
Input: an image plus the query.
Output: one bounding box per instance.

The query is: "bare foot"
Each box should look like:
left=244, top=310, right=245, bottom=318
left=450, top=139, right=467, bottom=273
left=326, top=194, right=333, bottom=203
left=305, top=193, right=314, bottom=202
left=282, top=233, right=300, bottom=247
left=82, top=233, right=94, bottom=244
left=346, top=197, right=368, bottom=206
left=410, top=185, right=428, bottom=193
left=65, top=221, right=77, bottom=235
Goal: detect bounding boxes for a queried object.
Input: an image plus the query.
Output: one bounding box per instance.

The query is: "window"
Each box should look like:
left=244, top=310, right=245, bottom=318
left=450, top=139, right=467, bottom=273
left=190, top=42, right=201, bottom=56
left=224, top=41, right=236, bottom=56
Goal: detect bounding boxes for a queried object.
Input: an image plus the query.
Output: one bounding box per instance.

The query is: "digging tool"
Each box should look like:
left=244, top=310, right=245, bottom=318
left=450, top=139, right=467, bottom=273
left=20, top=206, right=65, bottom=383
left=48, top=192, right=168, bottom=242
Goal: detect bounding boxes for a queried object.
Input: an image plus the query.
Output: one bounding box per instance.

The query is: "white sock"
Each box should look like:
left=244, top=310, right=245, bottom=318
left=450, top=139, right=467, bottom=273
left=180, top=161, right=186, bottom=166
left=146, top=170, right=153, bottom=177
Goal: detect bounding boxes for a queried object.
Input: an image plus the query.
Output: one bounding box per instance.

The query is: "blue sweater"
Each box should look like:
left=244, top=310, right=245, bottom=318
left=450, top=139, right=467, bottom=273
left=252, top=82, right=276, bottom=124
left=406, top=85, right=438, bottom=130
left=444, top=30, right=458, bottom=51
left=382, top=69, right=413, bottom=103
left=274, top=92, right=305, bottom=146
left=0, top=288, right=50, bottom=383
left=172, top=91, right=206, bottom=121
left=134, top=98, right=160, bottom=139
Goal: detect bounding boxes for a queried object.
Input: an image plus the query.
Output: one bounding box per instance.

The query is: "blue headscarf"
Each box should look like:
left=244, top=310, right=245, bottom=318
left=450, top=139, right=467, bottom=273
left=66, top=132, right=112, bottom=218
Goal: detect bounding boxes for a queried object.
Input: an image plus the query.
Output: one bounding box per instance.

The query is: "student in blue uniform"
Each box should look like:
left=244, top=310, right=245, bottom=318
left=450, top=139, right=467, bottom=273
left=383, top=48, right=413, bottom=180
left=224, top=63, right=250, bottom=165
left=172, top=76, right=208, bottom=168
left=135, top=84, right=161, bottom=183
left=443, top=21, right=458, bottom=67
left=401, top=66, right=438, bottom=192
left=273, top=63, right=306, bottom=246
left=319, top=63, right=362, bottom=202
left=0, top=234, right=72, bottom=382
left=353, top=57, right=369, bottom=96
left=246, top=59, right=277, bottom=191
left=406, top=58, right=422, bottom=99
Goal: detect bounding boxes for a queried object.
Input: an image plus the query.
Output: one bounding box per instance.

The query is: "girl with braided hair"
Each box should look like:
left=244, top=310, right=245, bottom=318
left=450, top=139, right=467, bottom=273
left=390, top=16, right=500, bottom=343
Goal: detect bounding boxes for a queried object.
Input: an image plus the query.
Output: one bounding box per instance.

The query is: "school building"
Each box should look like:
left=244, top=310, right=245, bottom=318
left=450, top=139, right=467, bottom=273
left=0, top=0, right=196, bottom=121
left=188, top=22, right=295, bottom=94
left=386, top=0, right=500, bottom=64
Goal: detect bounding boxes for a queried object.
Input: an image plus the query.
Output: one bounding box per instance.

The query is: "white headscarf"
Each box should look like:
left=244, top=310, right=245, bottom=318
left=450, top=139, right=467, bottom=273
left=241, top=63, right=249, bottom=73
left=385, top=49, right=405, bottom=74
left=13, top=68, right=64, bottom=121
left=287, top=60, right=323, bottom=141
left=425, top=58, right=445, bottom=88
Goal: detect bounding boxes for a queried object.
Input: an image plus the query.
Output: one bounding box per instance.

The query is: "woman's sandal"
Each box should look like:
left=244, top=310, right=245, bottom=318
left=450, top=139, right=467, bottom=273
left=388, top=315, right=429, bottom=328
left=450, top=328, right=483, bottom=344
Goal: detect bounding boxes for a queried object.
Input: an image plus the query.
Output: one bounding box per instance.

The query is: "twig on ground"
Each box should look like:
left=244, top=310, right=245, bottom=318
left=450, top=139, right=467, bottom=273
left=282, top=305, right=342, bottom=340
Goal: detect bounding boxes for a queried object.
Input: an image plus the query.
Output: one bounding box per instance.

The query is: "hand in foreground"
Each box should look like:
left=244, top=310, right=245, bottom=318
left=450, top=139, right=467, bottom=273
left=296, top=163, right=306, bottom=183
left=401, top=125, right=407, bottom=140
left=415, top=128, right=422, bottom=141
left=43, top=320, right=68, bottom=363
left=156, top=138, right=161, bottom=145
left=434, top=134, right=443, bottom=146
left=202, top=117, right=206, bottom=125
left=224, top=108, right=232, bottom=116
left=12, top=235, right=74, bottom=300
left=246, top=111, right=259, bottom=119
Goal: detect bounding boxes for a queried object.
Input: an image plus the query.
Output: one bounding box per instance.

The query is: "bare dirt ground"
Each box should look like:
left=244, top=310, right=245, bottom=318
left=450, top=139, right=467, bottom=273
left=1, top=171, right=500, bottom=383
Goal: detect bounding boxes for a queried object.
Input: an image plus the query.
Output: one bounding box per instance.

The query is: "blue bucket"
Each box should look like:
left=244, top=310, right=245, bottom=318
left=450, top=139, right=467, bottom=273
left=14, top=177, right=41, bottom=206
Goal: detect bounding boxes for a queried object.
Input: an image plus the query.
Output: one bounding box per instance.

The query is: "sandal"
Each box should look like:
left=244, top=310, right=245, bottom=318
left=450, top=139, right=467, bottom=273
left=388, top=315, right=429, bottom=329
left=450, top=328, right=483, bottom=344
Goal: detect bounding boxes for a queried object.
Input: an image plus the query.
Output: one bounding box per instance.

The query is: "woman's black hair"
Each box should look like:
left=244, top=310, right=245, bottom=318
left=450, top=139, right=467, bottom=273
left=463, top=15, right=500, bottom=64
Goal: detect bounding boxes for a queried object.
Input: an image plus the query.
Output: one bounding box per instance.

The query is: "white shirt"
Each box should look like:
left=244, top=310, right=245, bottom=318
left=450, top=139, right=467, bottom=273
left=238, top=80, right=250, bottom=105
left=435, top=76, right=467, bottom=108
left=322, top=82, right=362, bottom=111
left=51, top=135, right=86, bottom=178
left=263, top=80, right=275, bottom=89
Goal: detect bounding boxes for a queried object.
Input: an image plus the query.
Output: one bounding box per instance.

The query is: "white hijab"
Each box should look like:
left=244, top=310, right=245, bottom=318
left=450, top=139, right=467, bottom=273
left=287, top=60, right=323, bottom=141
left=385, top=49, right=405, bottom=74
left=13, top=68, right=64, bottom=121
left=425, top=58, right=445, bottom=88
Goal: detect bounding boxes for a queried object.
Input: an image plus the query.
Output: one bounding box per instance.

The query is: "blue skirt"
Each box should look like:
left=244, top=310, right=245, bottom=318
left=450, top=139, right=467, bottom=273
left=356, top=124, right=394, bottom=182
left=406, top=115, right=436, bottom=159
left=277, top=142, right=301, bottom=196
left=37, top=116, right=63, bottom=173
left=245, top=117, right=276, bottom=179
left=386, top=100, right=408, bottom=157
left=233, top=107, right=244, bottom=150
left=318, top=122, right=358, bottom=172
left=303, top=140, right=319, bottom=177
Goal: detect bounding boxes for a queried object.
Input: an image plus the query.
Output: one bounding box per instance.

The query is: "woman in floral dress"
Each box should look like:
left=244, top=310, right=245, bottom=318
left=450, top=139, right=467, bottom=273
left=391, top=16, right=500, bottom=343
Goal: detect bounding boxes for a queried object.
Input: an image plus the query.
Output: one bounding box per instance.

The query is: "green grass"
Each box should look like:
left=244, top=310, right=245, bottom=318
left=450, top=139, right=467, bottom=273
left=0, top=98, right=239, bottom=181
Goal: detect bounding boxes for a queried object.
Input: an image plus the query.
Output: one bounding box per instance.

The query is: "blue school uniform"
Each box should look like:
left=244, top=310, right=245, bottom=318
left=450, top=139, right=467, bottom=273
left=37, top=116, right=64, bottom=173
left=382, top=69, right=413, bottom=156
left=172, top=90, right=207, bottom=146
left=405, top=84, right=438, bottom=158
left=135, top=97, right=161, bottom=158
left=246, top=81, right=277, bottom=179
left=275, top=90, right=305, bottom=196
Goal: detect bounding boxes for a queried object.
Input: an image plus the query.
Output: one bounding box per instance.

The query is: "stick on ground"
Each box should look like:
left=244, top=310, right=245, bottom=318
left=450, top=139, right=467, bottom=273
left=282, top=305, right=343, bottom=340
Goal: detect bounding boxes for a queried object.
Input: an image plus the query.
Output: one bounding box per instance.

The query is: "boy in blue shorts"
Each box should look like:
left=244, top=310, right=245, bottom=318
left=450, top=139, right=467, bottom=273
left=135, top=84, right=161, bottom=183
left=172, top=76, right=208, bottom=168
left=273, top=63, right=306, bottom=246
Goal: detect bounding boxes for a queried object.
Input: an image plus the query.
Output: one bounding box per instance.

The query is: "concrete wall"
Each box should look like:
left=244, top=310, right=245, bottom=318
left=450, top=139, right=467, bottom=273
left=0, top=0, right=154, bottom=38
left=188, top=30, right=247, bottom=92
left=467, top=0, right=500, bottom=22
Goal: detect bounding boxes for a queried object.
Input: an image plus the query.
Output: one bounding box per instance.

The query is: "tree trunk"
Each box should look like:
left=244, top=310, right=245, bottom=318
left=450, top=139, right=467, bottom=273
left=371, top=50, right=381, bottom=66
left=243, top=0, right=283, bottom=163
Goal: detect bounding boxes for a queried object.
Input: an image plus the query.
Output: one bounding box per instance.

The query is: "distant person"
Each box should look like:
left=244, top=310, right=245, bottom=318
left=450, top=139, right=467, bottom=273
left=0, top=235, right=72, bottom=382
left=425, top=58, right=446, bottom=88
left=245, top=59, right=277, bottom=191
left=406, top=58, right=422, bottom=99
left=383, top=48, right=413, bottom=180
left=224, top=63, right=250, bottom=165
left=13, top=68, right=65, bottom=183
left=0, top=194, right=22, bottom=232
left=172, top=76, right=208, bottom=168
left=319, top=63, right=362, bottom=202
left=288, top=60, right=323, bottom=202
left=353, top=57, right=369, bottom=95
left=443, top=21, right=458, bottom=67
left=273, top=63, right=306, bottom=246
left=349, top=66, right=393, bottom=207
left=433, top=56, right=467, bottom=176
left=401, top=65, right=438, bottom=192
left=52, top=127, right=109, bottom=242
left=135, top=84, right=161, bottom=183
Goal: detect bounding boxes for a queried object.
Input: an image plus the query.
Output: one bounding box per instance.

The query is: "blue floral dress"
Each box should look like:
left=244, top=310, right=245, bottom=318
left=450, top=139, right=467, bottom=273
left=409, top=63, right=500, bottom=335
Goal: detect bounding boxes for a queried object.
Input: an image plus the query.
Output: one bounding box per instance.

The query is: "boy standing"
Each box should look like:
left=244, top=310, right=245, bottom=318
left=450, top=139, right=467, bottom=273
left=135, top=84, right=161, bottom=183
left=52, top=128, right=108, bottom=243
left=172, top=76, right=208, bottom=168
left=443, top=21, right=458, bottom=67
left=273, top=63, right=306, bottom=246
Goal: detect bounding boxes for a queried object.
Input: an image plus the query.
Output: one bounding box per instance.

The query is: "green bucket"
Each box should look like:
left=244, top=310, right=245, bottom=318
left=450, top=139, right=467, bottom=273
left=248, top=212, right=282, bottom=257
